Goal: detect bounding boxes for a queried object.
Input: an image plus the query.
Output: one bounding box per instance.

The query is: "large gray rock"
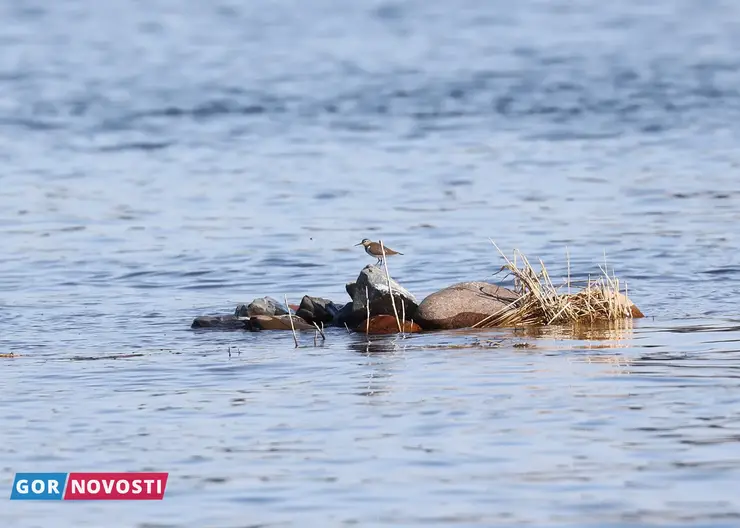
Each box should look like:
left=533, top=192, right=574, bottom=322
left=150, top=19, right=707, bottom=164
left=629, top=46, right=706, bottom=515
left=235, top=297, right=288, bottom=317
left=415, top=282, right=518, bottom=330
left=347, top=265, right=418, bottom=322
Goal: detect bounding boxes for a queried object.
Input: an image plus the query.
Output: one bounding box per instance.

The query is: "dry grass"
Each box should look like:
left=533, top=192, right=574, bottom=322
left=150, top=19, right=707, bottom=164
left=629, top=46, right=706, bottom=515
left=284, top=294, right=299, bottom=347
left=379, top=240, right=403, bottom=333
left=473, top=241, right=640, bottom=328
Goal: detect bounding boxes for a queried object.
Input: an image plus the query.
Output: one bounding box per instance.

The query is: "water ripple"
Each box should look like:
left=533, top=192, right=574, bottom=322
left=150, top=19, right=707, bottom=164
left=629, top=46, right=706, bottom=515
left=3, top=0, right=740, bottom=526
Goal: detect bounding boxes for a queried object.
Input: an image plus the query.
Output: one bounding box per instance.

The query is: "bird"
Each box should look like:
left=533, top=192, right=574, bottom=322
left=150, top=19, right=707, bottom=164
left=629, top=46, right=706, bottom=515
left=354, top=238, right=403, bottom=266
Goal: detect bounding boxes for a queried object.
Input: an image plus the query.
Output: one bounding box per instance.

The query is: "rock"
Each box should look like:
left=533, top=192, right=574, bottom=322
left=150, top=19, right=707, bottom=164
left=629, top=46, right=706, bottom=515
left=348, top=265, right=418, bottom=321
left=191, top=315, right=249, bottom=330
left=355, top=315, right=423, bottom=334
left=236, top=297, right=288, bottom=317
left=334, top=302, right=364, bottom=328
left=249, top=315, right=314, bottom=331
left=416, top=282, right=518, bottom=330
left=295, top=296, right=340, bottom=325
left=615, top=293, right=645, bottom=318
left=345, top=282, right=358, bottom=300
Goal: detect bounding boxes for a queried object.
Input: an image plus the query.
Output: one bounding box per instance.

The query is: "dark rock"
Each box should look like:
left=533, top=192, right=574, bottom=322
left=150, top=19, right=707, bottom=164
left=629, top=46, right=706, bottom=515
left=355, top=315, right=423, bottom=334
left=249, top=315, right=314, bottom=331
left=191, top=315, right=249, bottom=330
left=236, top=297, right=288, bottom=317
left=345, top=282, right=357, bottom=300
left=334, top=302, right=365, bottom=328
left=295, top=296, right=340, bottom=325
left=415, top=282, right=518, bottom=330
left=348, top=265, right=418, bottom=321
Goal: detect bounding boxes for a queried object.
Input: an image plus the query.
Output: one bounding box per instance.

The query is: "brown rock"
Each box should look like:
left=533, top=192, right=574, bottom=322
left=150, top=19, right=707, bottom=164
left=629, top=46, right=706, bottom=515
left=416, top=282, right=518, bottom=330
left=249, top=315, right=314, bottom=331
left=615, top=293, right=645, bottom=318
left=355, top=315, right=423, bottom=334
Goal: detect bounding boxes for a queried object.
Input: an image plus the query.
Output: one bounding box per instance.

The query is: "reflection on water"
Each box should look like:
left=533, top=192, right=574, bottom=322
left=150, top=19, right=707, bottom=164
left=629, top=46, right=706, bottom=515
left=512, top=319, right=637, bottom=343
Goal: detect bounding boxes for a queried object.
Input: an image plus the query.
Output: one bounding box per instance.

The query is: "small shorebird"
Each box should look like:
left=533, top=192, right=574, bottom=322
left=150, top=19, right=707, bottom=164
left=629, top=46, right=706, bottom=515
left=355, top=239, right=403, bottom=266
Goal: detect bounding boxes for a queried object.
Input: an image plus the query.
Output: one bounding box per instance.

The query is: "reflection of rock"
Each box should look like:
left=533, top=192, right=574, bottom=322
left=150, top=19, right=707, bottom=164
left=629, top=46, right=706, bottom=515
left=416, top=282, right=518, bottom=330
left=250, top=315, right=314, bottom=331
left=355, top=315, right=422, bottom=334
left=295, top=296, right=340, bottom=325
left=235, top=297, right=288, bottom=317
left=348, top=265, right=418, bottom=320
left=191, top=315, right=249, bottom=330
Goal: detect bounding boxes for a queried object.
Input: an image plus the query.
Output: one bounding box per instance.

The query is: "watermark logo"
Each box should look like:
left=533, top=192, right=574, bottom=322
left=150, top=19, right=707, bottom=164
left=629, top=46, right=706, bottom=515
left=10, top=473, right=67, bottom=500
left=10, top=472, right=168, bottom=500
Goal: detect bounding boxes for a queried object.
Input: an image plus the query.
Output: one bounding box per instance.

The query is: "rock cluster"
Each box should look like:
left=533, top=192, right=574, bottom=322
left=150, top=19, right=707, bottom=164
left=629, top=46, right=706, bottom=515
left=192, top=265, right=424, bottom=334
left=190, top=264, right=643, bottom=335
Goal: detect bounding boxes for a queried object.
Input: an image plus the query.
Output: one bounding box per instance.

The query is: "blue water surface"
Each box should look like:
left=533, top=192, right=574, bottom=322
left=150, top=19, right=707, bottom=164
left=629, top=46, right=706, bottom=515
left=2, top=0, right=740, bottom=526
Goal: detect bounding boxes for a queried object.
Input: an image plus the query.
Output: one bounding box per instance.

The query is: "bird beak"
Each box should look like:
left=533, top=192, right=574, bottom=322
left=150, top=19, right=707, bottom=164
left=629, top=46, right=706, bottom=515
left=354, top=242, right=362, bottom=246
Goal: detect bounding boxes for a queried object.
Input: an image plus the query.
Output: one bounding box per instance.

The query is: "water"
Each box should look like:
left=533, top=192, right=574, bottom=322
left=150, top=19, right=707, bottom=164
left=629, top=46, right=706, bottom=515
left=2, top=0, right=740, bottom=525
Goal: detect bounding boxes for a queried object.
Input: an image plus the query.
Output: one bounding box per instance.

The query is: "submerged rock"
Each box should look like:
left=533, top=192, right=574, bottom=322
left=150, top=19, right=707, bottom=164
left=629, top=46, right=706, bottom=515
left=345, top=265, right=418, bottom=322
left=295, top=296, right=340, bottom=325
left=416, top=282, right=518, bottom=330
left=249, top=314, right=314, bottom=331
left=235, top=297, right=288, bottom=317
left=191, top=315, right=249, bottom=330
left=355, top=315, right=423, bottom=334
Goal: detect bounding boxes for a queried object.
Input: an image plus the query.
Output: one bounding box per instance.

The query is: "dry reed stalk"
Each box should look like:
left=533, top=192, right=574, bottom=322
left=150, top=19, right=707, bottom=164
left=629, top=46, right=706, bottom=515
left=473, top=241, right=637, bottom=328
left=567, top=246, right=571, bottom=295
left=312, top=321, right=326, bottom=341
left=365, top=286, right=370, bottom=335
left=284, top=295, right=299, bottom=347
left=401, top=297, right=406, bottom=336
left=380, top=240, right=403, bottom=333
